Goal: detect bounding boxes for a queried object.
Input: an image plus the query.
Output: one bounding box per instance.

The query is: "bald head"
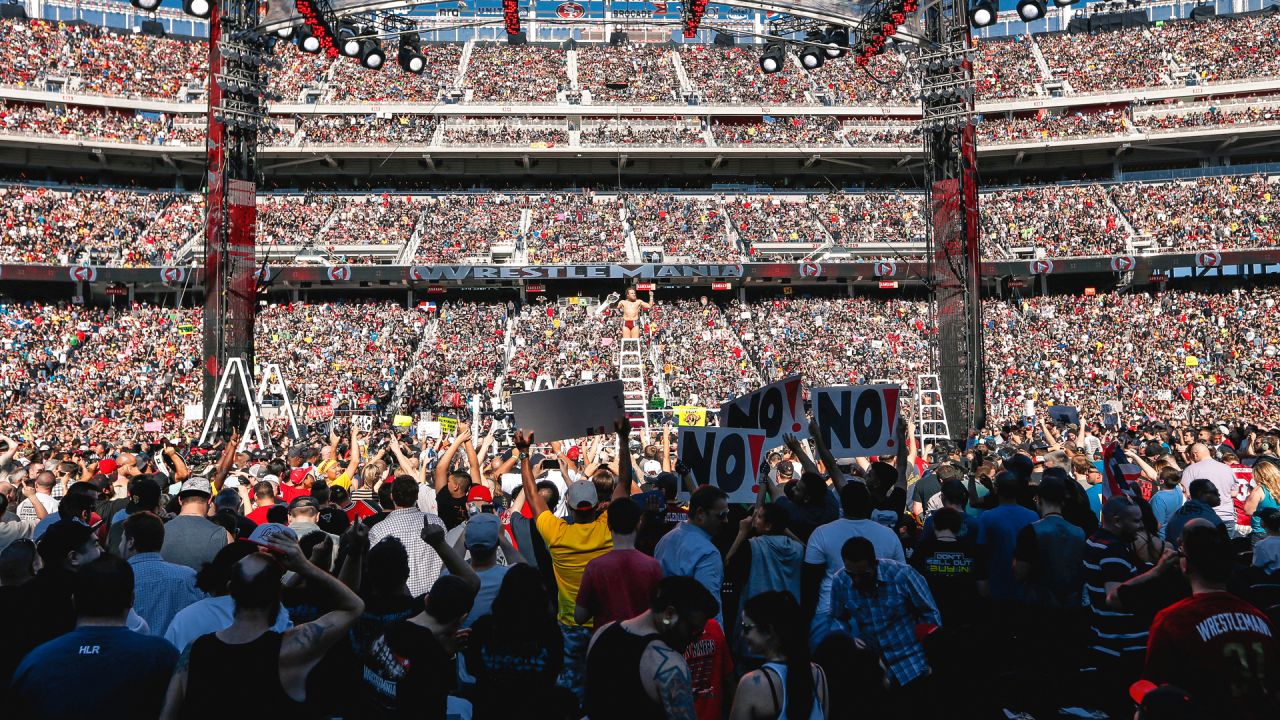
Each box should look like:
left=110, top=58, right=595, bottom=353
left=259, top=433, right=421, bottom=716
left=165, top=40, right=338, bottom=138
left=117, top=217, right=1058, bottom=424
left=34, top=471, right=56, bottom=491
left=1190, top=443, right=1212, bottom=462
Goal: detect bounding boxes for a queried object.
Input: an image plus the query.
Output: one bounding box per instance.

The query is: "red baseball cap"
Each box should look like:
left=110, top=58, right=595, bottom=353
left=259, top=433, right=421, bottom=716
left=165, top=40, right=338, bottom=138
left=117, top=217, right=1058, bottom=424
left=566, top=446, right=581, bottom=462
left=289, top=468, right=313, bottom=485
left=466, top=486, right=493, bottom=503
left=98, top=458, right=118, bottom=475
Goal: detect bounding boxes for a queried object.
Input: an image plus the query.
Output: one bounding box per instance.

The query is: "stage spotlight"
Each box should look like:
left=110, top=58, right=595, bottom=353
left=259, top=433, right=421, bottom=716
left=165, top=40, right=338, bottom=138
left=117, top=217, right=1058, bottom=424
left=398, top=35, right=425, bottom=74
left=182, top=0, right=210, bottom=19
left=1053, top=0, right=1078, bottom=6
left=130, top=0, right=162, bottom=11
left=824, top=27, right=849, bottom=58
left=359, top=39, right=385, bottom=69
left=276, top=26, right=294, bottom=39
left=1017, top=0, right=1046, bottom=22
left=799, top=44, right=825, bottom=70
left=970, top=0, right=997, bottom=26
left=337, top=23, right=361, bottom=57
left=296, top=25, right=321, bottom=53
left=759, top=43, right=786, bottom=74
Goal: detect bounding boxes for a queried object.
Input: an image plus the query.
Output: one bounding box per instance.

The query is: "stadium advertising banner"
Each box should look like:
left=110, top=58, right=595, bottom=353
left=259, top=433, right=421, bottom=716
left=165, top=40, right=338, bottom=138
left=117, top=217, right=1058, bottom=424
left=7, top=250, right=1280, bottom=287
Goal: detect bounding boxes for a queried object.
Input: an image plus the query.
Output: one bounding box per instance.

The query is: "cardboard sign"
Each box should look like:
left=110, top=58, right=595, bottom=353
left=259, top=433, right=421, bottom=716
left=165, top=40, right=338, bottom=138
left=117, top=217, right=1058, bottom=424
left=352, top=415, right=373, bottom=433
left=810, top=384, right=902, bottom=458
left=392, top=415, right=413, bottom=427
left=183, top=404, right=204, bottom=422
left=720, top=375, right=807, bottom=451
left=510, top=380, right=627, bottom=443
left=674, top=406, right=707, bottom=427
left=417, top=420, right=441, bottom=440
left=1047, top=405, right=1080, bottom=427
left=143, top=420, right=163, bottom=433
left=676, top=427, right=767, bottom=503
left=438, top=416, right=458, bottom=436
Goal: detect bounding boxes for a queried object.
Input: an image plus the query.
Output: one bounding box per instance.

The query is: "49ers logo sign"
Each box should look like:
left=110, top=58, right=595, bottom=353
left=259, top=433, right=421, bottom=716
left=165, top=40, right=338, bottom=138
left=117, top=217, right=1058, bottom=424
left=873, top=261, right=896, bottom=278
left=159, top=267, right=186, bottom=283
left=1029, top=259, right=1055, bottom=275
left=1110, top=256, right=1135, bottom=273
left=1195, top=252, right=1222, bottom=268
left=556, top=1, right=585, bottom=18
left=326, top=266, right=352, bottom=282
left=799, top=262, right=823, bottom=278
left=69, top=266, right=97, bottom=282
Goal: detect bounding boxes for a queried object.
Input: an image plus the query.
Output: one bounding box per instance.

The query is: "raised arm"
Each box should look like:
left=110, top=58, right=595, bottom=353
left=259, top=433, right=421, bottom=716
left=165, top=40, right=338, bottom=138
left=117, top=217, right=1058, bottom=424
left=343, top=426, right=361, bottom=480
left=433, top=430, right=466, bottom=491
left=388, top=435, right=423, bottom=484
left=809, top=417, right=846, bottom=491
left=614, top=418, right=635, bottom=499
left=422, top=523, right=481, bottom=593
left=210, top=429, right=240, bottom=493
left=275, top=533, right=366, bottom=680
left=514, top=430, right=549, bottom=517
left=661, top=425, right=673, bottom=473
left=783, top=434, right=821, bottom=477
left=0, top=434, right=19, bottom=470
left=337, top=520, right=369, bottom=592
left=163, top=444, right=190, bottom=484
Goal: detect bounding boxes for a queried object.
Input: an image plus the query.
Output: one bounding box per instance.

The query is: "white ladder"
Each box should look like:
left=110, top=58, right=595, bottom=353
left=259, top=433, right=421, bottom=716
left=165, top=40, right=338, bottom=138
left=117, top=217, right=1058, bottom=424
left=619, top=337, right=648, bottom=430
left=917, top=373, right=951, bottom=447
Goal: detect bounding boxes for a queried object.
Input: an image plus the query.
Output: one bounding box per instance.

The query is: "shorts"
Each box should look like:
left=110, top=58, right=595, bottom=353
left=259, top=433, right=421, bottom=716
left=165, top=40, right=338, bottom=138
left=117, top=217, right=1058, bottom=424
left=623, top=320, right=636, bottom=330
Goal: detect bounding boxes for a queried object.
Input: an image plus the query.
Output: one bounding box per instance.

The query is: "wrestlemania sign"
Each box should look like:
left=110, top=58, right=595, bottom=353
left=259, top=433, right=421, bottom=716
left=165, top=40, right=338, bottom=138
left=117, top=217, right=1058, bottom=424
left=406, top=264, right=745, bottom=281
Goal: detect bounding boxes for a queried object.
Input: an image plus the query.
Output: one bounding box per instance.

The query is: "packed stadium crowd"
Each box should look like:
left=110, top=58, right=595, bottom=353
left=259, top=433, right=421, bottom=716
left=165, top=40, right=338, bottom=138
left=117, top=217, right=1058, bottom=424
left=0, top=101, right=203, bottom=146
left=977, top=109, right=1131, bottom=144
left=1137, top=101, right=1280, bottom=132
left=711, top=117, right=845, bottom=146
left=680, top=45, right=814, bottom=106
left=579, top=121, right=706, bottom=147
left=464, top=44, right=568, bottom=103
left=1, top=175, right=1276, bottom=265
left=5, top=286, right=1280, bottom=720
left=401, top=300, right=509, bottom=414
left=575, top=44, right=682, bottom=104
left=807, top=51, right=917, bottom=106
left=974, top=36, right=1042, bottom=100
left=626, top=194, right=739, bottom=263
left=441, top=123, right=570, bottom=147
left=325, top=44, right=462, bottom=103
left=298, top=115, right=437, bottom=146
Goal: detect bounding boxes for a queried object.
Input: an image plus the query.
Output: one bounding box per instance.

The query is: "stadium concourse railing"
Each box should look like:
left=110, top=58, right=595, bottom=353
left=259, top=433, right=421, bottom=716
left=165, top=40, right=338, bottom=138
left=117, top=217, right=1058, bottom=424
left=2, top=249, right=1271, bottom=288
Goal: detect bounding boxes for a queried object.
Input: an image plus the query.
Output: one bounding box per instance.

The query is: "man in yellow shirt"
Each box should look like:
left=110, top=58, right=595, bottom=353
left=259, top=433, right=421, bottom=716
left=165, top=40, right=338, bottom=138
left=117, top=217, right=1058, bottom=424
left=515, top=418, right=635, bottom=701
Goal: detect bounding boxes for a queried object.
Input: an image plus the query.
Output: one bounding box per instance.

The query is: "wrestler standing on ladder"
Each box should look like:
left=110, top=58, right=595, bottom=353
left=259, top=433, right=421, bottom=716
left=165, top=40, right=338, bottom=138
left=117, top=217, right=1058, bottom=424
left=615, top=286, right=654, bottom=339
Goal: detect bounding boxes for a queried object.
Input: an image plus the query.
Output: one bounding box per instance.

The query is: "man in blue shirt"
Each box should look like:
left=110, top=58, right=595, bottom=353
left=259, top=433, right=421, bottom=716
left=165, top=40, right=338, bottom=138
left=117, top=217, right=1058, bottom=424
left=9, top=554, right=179, bottom=720
left=654, top=484, right=728, bottom=622
left=121, top=511, right=205, bottom=637
left=979, top=471, right=1040, bottom=604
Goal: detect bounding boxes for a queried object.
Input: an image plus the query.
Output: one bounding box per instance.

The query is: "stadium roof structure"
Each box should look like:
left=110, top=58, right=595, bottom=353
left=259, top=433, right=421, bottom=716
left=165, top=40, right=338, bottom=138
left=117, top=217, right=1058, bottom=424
left=257, top=0, right=890, bottom=41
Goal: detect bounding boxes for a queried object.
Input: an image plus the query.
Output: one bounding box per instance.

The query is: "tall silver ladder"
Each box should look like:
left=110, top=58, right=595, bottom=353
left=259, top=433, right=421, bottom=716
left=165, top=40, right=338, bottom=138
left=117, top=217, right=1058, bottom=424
left=619, top=337, right=649, bottom=431
left=917, top=374, right=951, bottom=447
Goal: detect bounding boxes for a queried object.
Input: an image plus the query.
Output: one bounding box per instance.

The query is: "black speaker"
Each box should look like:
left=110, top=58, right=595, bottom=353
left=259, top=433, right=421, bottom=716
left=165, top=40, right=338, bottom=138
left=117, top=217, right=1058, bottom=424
left=609, top=31, right=629, bottom=45
left=141, top=19, right=165, bottom=37
left=713, top=31, right=735, bottom=47
left=0, top=3, right=27, bottom=19
left=1190, top=4, right=1216, bottom=20
left=507, top=31, right=526, bottom=45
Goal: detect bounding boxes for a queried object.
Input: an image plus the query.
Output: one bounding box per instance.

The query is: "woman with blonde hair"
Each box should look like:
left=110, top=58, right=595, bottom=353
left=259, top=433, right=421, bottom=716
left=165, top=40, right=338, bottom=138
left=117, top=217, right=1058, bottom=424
left=1246, top=461, right=1280, bottom=540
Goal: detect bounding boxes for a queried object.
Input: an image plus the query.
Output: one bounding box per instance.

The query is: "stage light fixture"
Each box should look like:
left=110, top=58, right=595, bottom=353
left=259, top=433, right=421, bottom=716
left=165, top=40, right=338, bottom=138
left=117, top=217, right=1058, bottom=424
left=799, top=44, right=825, bottom=70
left=296, top=25, right=321, bottom=53
left=759, top=43, right=786, bottom=74
left=337, top=23, right=361, bottom=57
left=276, top=26, right=294, bottom=39
left=1053, top=0, right=1078, bottom=6
left=182, top=0, right=210, bottom=19
left=359, top=39, right=385, bottom=69
left=1017, top=0, right=1046, bottom=22
left=970, top=0, right=997, bottom=26
left=824, top=27, right=849, bottom=58
left=398, top=35, right=425, bottom=74
left=130, top=0, right=162, bottom=11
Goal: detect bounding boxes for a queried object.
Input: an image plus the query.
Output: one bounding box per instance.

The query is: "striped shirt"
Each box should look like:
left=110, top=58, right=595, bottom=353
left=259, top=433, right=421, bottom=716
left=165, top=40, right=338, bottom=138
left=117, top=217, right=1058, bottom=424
left=1083, top=528, right=1149, bottom=660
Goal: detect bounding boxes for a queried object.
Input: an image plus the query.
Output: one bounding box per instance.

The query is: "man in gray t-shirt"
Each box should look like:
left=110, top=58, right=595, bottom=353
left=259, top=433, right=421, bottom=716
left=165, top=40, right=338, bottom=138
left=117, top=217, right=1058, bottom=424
left=1180, top=444, right=1238, bottom=533
left=160, top=478, right=230, bottom=571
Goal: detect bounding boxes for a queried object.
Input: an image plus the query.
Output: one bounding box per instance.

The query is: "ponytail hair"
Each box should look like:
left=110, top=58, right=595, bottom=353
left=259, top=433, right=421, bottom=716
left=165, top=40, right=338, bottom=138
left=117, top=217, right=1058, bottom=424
left=743, top=591, right=814, bottom=720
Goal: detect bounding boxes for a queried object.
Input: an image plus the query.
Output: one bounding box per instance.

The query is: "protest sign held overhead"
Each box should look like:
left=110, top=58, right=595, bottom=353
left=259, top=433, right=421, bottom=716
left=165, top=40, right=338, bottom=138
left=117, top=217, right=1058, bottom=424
left=511, top=380, right=627, bottom=442
left=720, top=375, right=807, bottom=451
left=810, top=384, right=902, bottom=458
left=676, top=426, right=767, bottom=503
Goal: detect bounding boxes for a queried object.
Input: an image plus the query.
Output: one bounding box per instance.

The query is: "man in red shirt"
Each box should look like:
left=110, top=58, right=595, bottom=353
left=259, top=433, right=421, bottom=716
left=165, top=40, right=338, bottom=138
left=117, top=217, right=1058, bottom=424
left=574, top=497, right=663, bottom=629
left=245, top=480, right=279, bottom=526
left=1138, top=523, right=1280, bottom=718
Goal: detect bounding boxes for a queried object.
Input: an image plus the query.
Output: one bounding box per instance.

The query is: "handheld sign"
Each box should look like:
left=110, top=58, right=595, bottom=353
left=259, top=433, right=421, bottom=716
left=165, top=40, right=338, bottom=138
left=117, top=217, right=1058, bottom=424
left=510, top=380, right=627, bottom=443
left=810, top=384, right=902, bottom=458
left=676, top=427, right=767, bottom=503
left=720, top=375, right=807, bottom=451
left=1046, top=405, right=1080, bottom=427
left=438, top=416, right=458, bottom=436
